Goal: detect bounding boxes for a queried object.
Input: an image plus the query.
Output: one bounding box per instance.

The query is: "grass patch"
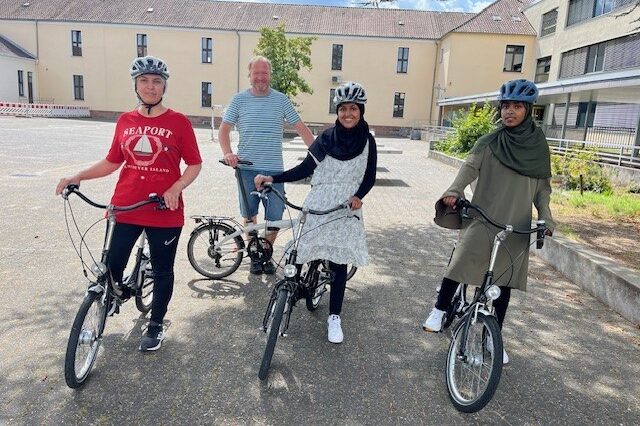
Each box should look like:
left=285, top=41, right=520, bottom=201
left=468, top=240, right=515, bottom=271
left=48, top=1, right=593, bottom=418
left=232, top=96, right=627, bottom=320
left=551, top=188, right=640, bottom=220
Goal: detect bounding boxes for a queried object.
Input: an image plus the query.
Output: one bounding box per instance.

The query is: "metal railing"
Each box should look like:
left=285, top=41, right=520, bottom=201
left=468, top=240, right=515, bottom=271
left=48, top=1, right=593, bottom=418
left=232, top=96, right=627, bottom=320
left=426, top=125, right=640, bottom=169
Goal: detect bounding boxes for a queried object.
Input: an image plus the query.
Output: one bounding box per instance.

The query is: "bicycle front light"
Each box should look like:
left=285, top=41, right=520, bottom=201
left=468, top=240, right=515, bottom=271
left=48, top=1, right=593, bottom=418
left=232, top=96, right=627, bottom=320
left=283, top=264, right=297, bottom=278
left=90, top=262, right=108, bottom=277
left=485, top=285, right=501, bottom=301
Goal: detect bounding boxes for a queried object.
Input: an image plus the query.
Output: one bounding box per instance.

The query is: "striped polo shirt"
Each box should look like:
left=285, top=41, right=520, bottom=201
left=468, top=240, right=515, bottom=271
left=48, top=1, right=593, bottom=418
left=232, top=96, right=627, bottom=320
left=223, top=88, right=301, bottom=172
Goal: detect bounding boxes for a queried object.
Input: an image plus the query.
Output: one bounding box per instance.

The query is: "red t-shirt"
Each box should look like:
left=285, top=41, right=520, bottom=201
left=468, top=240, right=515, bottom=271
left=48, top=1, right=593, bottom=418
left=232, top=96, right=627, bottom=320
left=106, top=109, right=202, bottom=227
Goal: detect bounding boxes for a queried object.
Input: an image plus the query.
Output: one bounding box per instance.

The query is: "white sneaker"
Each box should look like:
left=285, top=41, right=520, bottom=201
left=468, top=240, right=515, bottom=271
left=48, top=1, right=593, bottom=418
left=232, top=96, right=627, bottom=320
left=422, top=308, right=445, bottom=332
left=486, top=335, right=509, bottom=364
left=327, top=314, right=344, bottom=344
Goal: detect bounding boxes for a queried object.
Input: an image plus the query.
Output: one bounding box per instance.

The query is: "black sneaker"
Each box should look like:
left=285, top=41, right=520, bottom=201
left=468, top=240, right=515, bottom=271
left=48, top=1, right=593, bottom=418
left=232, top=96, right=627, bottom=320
left=250, top=259, right=263, bottom=275
left=139, top=324, right=164, bottom=352
left=263, top=260, right=277, bottom=275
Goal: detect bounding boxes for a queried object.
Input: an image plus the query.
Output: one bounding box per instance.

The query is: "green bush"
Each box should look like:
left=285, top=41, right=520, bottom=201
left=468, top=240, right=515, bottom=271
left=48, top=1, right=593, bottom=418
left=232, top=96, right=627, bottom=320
left=436, top=102, right=497, bottom=156
left=551, top=149, right=612, bottom=194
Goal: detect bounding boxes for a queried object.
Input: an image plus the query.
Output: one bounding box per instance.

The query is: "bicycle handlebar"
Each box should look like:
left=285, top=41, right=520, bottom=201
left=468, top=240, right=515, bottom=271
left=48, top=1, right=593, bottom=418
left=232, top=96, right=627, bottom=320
left=455, top=198, right=546, bottom=236
left=62, top=184, right=167, bottom=211
left=260, top=182, right=350, bottom=216
left=219, top=159, right=253, bottom=167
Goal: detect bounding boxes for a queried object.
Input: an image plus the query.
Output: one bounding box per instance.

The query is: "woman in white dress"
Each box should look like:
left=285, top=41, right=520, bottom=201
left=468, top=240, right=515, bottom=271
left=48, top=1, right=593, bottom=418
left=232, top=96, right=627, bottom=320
left=255, top=82, right=377, bottom=344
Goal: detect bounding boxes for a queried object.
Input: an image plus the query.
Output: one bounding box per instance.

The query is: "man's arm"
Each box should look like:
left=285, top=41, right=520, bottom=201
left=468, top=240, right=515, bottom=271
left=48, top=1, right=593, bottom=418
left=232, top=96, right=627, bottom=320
left=218, top=122, right=239, bottom=167
left=294, top=121, right=315, bottom=147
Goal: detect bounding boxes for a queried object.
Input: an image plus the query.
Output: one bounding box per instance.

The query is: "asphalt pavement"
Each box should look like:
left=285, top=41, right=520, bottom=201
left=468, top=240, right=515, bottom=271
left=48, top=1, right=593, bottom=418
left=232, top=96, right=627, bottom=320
left=0, top=116, right=638, bottom=425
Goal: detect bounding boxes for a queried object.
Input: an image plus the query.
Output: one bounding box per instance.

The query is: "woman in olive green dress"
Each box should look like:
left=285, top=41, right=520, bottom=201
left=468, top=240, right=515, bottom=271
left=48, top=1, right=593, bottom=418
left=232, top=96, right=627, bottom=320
left=423, top=79, right=555, bottom=364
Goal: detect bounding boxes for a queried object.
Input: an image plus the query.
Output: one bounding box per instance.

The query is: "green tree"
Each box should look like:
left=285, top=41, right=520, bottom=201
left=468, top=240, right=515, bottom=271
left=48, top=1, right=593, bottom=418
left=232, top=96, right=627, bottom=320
left=436, top=102, right=498, bottom=156
left=254, top=24, right=316, bottom=104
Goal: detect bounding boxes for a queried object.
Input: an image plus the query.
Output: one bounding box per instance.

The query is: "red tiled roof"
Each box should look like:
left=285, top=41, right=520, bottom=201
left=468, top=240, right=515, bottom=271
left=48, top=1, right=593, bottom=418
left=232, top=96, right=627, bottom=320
left=450, top=0, right=536, bottom=35
left=0, top=0, right=477, bottom=40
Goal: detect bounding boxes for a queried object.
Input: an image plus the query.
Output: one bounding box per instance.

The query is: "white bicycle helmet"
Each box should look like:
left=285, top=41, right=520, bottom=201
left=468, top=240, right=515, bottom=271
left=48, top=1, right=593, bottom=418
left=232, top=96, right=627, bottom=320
left=333, top=81, right=367, bottom=106
left=130, top=56, right=170, bottom=80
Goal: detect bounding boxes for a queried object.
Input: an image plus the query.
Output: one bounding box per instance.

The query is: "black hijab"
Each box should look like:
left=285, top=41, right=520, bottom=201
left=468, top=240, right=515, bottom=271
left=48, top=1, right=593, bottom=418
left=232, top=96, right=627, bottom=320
left=309, top=104, right=370, bottom=162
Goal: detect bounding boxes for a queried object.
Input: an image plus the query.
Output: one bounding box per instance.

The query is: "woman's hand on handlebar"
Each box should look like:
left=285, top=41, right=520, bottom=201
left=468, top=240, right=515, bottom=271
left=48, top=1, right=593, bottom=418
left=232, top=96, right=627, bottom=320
left=56, top=176, right=80, bottom=196
left=222, top=152, right=239, bottom=168
left=441, top=196, right=458, bottom=208
left=162, top=182, right=183, bottom=211
left=349, top=196, right=362, bottom=210
left=254, top=174, right=274, bottom=190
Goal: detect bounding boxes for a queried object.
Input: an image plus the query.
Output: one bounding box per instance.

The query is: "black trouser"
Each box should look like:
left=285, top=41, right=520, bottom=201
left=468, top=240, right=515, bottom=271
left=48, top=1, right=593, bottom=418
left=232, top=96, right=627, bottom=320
left=107, top=223, right=182, bottom=325
left=435, top=277, right=512, bottom=329
left=329, top=262, right=347, bottom=316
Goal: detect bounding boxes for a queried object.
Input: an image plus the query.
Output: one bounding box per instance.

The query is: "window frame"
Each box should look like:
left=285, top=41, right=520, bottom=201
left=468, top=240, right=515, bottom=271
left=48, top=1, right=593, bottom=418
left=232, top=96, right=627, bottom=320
left=201, top=37, right=213, bottom=64
left=540, top=9, right=558, bottom=37
left=136, top=33, right=147, bottom=57
left=535, top=56, right=552, bottom=83
left=201, top=81, right=212, bottom=108
left=71, top=30, right=82, bottom=57
left=73, top=75, right=84, bottom=101
left=329, top=89, right=337, bottom=114
left=17, top=70, right=24, bottom=97
left=331, top=44, right=343, bottom=71
left=585, top=43, right=605, bottom=73
left=503, top=45, right=525, bottom=72
left=393, top=92, right=405, bottom=118
left=397, top=47, right=409, bottom=74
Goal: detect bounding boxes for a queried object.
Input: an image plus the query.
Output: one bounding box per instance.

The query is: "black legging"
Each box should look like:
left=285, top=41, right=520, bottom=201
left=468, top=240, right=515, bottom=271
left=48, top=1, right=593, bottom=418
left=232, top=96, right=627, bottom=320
left=329, top=262, right=347, bottom=316
left=435, top=277, right=512, bottom=328
left=107, top=223, right=182, bottom=325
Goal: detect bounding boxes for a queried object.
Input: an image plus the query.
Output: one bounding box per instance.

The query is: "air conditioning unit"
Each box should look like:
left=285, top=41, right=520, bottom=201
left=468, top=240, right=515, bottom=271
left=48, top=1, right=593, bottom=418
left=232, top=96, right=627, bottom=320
left=331, top=75, right=342, bottom=84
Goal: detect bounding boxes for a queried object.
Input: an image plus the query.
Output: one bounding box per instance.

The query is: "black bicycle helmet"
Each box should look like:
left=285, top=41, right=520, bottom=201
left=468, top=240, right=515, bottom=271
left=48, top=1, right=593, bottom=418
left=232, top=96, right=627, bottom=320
left=497, top=79, right=538, bottom=104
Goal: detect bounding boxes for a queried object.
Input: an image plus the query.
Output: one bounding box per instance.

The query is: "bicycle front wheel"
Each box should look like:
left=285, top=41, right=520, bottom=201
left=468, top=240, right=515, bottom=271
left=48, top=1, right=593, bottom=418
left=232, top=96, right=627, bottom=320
left=346, top=264, right=357, bottom=281
left=445, top=312, right=502, bottom=413
left=64, top=290, right=108, bottom=388
left=304, top=261, right=326, bottom=311
left=187, top=223, right=243, bottom=279
left=259, top=287, right=289, bottom=380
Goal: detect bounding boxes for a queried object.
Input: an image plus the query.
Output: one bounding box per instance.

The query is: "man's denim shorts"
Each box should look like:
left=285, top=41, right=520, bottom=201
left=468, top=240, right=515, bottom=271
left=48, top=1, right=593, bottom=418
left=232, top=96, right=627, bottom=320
left=236, top=168, right=285, bottom=221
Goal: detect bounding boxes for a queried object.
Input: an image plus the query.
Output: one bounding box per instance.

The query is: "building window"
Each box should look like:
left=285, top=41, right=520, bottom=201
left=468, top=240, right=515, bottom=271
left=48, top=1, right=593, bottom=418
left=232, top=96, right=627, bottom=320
left=576, top=102, right=597, bottom=127
left=540, top=9, right=558, bottom=37
left=201, top=82, right=212, bottom=107
left=137, top=34, right=147, bottom=57
left=393, top=92, right=405, bottom=118
left=202, top=37, right=212, bottom=63
left=535, top=56, right=552, bottom=83
left=71, top=30, right=82, bottom=56
left=329, top=89, right=337, bottom=114
left=503, top=45, right=524, bottom=72
left=332, top=44, right=343, bottom=71
left=594, top=0, right=616, bottom=17
left=73, top=75, right=84, bottom=100
left=585, top=43, right=605, bottom=73
left=17, top=70, right=24, bottom=96
left=397, top=47, right=409, bottom=73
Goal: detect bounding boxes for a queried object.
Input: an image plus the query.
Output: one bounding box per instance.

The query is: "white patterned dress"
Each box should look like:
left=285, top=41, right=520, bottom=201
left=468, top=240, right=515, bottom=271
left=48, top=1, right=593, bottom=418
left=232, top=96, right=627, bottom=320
left=290, top=142, right=370, bottom=266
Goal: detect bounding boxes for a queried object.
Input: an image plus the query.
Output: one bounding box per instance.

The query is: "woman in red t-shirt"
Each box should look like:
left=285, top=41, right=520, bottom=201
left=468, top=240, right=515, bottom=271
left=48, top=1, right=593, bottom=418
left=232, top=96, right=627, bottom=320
left=56, top=56, right=202, bottom=352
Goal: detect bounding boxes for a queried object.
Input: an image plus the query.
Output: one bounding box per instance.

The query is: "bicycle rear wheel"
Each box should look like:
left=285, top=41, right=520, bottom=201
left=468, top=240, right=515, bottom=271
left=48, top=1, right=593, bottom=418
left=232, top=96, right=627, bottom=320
left=64, top=290, right=108, bottom=388
left=187, top=223, right=243, bottom=279
left=445, top=311, right=502, bottom=413
left=135, top=262, right=154, bottom=314
left=259, top=287, right=289, bottom=380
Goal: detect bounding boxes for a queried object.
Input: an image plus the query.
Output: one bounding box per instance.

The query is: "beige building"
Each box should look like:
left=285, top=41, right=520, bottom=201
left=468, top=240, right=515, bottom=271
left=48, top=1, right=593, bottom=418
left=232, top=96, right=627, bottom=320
left=1, top=0, right=637, bottom=138
left=440, top=0, right=640, bottom=143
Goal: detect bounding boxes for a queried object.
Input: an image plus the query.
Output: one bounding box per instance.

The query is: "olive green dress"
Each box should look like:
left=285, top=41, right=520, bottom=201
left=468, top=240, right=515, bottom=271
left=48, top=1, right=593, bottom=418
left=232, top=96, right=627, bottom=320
left=442, top=146, right=556, bottom=291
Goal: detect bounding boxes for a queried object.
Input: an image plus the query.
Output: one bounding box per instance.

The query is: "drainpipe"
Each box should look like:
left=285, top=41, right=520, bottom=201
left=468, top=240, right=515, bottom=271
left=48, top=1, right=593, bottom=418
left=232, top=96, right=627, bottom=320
left=428, top=40, right=440, bottom=126
left=235, top=30, right=241, bottom=93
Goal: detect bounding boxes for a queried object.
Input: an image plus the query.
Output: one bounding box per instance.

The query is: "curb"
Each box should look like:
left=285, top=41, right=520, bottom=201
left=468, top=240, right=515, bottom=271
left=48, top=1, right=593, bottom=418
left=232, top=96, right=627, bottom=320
left=428, top=149, right=640, bottom=326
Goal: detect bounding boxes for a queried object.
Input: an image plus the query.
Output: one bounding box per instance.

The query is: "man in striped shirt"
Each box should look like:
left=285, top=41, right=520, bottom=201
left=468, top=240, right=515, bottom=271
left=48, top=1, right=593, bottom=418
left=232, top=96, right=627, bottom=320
left=219, top=56, right=315, bottom=275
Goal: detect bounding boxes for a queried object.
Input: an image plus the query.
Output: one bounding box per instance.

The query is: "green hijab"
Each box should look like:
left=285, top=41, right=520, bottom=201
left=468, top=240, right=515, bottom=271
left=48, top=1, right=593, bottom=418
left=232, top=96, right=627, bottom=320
left=471, top=113, right=551, bottom=179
